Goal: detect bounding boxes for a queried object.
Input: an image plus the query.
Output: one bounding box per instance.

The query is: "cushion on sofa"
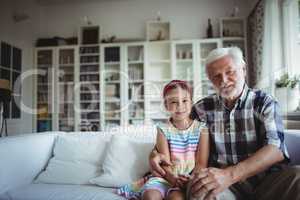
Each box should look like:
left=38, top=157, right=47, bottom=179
left=90, top=134, right=155, bottom=187
left=35, top=132, right=110, bottom=185
left=1, top=183, right=124, bottom=200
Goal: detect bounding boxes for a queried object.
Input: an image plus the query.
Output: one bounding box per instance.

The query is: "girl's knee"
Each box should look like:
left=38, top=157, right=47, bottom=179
left=167, top=190, right=185, bottom=200
left=142, top=189, right=163, bottom=200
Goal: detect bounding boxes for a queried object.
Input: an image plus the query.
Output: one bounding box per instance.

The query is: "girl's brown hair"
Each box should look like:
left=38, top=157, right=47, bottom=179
left=163, top=80, right=193, bottom=99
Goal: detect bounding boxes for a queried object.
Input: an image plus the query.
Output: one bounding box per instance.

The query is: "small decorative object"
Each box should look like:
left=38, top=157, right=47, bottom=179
left=206, top=18, right=213, bottom=38
left=157, top=11, right=161, bottom=21
left=83, top=16, right=92, bottom=25
left=231, top=6, right=239, bottom=17
left=156, top=30, right=164, bottom=40
left=275, top=73, right=300, bottom=113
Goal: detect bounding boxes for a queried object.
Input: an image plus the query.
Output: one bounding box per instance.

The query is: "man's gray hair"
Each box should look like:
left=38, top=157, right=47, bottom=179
left=205, top=47, right=246, bottom=68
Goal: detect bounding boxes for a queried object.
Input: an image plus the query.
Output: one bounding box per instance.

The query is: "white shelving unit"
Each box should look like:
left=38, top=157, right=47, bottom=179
left=34, top=46, right=79, bottom=132
left=194, top=39, right=222, bottom=102
left=79, top=44, right=101, bottom=131
left=124, top=43, right=145, bottom=126
left=146, top=21, right=171, bottom=41
left=100, top=44, right=123, bottom=129
left=220, top=17, right=247, bottom=59
left=78, top=25, right=101, bottom=131
left=34, top=20, right=246, bottom=131
left=144, top=41, right=171, bottom=124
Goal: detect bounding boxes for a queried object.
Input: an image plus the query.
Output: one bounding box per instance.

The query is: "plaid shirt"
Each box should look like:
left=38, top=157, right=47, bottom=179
left=191, top=84, right=289, bottom=193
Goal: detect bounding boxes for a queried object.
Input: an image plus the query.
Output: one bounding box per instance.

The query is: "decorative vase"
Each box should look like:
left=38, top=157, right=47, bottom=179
left=275, top=87, right=300, bottom=114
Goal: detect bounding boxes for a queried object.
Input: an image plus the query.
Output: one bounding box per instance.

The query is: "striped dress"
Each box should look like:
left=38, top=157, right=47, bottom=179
left=117, top=120, right=206, bottom=199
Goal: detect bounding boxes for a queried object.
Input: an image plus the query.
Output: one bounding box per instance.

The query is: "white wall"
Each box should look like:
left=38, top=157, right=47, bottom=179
left=0, top=0, right=41, bottom=135
left=1, top=0, right=255, bottom=135
left=37, top=0, right=254, bottom=40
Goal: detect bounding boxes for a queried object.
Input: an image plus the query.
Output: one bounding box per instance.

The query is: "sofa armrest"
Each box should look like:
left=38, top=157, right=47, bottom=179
left=0, top=132, right=57, bottom=194
left=285, top=130, right=300, bottom=165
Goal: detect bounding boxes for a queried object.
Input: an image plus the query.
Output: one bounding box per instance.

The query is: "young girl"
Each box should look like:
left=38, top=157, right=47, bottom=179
left=117, top=80, right=209, bottom=200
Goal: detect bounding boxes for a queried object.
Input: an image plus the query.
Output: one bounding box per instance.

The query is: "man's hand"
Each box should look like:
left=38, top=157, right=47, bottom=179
left=149, top=150, right=172, bottom=177
left=190, top=167, right=234, bottom=200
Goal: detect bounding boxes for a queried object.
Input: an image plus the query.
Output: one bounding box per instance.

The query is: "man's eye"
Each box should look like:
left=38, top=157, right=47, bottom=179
left=183, top=99, right=188, bottom=103
left=227, top=70, right=235, bottom=75
left=213, top=75, right=220, bottom=80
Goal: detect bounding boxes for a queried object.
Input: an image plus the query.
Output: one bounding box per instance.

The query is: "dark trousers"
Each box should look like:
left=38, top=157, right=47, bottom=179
left=230, top=166, right=300, bottom=200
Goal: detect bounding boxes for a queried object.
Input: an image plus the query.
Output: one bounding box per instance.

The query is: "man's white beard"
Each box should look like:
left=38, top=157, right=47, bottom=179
left=218, top=81, right=244, bottom=100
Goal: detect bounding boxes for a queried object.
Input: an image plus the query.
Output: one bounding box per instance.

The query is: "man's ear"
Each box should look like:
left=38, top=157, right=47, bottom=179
left=242, top=64, right=247, bottom=77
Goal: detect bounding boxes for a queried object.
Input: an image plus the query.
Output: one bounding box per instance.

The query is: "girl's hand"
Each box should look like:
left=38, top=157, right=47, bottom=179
left=176, top=174, right=190, bottom=189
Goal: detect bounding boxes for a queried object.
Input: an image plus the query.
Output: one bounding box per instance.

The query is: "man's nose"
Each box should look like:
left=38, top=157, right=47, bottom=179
left=221, top=73, right=229, bottom=84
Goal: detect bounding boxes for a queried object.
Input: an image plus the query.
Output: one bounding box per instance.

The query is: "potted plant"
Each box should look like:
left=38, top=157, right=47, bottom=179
left=275, top=73, right=300, bottom=113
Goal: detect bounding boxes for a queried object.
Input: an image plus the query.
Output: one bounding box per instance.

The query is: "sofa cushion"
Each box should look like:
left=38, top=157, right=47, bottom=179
left=1, top=183, right=124, bottom=200
left=36, top=132, right=110, bottom=185
left=0, top=132, right=59, bottom=195
left=90, top=134, right=155, bottom=187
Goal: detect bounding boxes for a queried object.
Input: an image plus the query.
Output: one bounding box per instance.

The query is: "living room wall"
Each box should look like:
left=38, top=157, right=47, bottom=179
left=0, top=0, right=41, bottom=135
left=1, top=0, right=257, bottom=135
left=36, top=0, right=255, bottom=40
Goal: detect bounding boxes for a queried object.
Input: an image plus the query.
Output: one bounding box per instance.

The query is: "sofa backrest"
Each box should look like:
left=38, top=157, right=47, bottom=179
left=285, top=130, right=300, bottom=165
left=0, top=132, right=58, bottom=194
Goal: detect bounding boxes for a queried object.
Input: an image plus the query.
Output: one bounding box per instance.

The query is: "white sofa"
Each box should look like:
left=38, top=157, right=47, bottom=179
left=0, top=129, right=299, bottom=200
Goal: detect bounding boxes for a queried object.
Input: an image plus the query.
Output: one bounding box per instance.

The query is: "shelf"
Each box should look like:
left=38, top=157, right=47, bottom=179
left=80, top=53, right=100, bottom=56
left=80, top=100, right=99, bottom=103
left=222, top=37, right=244, bottom=41
left=149, top=60, right=170, bottom=64
left=59, top=64, right=74, bottom=67
left=80, top=44, right=100, bottom=47
left=80, top=81, right=100, bottom=84
left=129, top=117, right=144, bottom=120
left=80, top=62, right=99, bottom=65
left=81, top=119, right=100, bottom=122
left=80, top=72, right=99, bottom=75
left=80, top=91, right=99, bottom=94
left=81, top=109, right=100, bottom=112
left=176, top=59, right=193, bottom=63
left=105, top=98, right=120, bottom=103
left=129, top=80, right=144, bottom=83
left=59, top=82, right=74, bottom=85
left=106, top=80, right=120, bottom=84
left=105, top=61, right=120, bottom=66
left=130, top=99, right=144, bottom=103
left=128, top=61, right=144, bottom=64
left=105, top=118, right=121, bottom=121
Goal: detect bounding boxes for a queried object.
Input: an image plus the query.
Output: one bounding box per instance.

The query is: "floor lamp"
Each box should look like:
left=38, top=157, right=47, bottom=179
left=0, top=79, right=11, bottom=137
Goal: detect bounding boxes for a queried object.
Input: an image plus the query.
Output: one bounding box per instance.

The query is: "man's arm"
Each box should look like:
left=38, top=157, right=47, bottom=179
left=191, top=144, right=284, bottom=200
left=227, top=144, right=284, bottom=184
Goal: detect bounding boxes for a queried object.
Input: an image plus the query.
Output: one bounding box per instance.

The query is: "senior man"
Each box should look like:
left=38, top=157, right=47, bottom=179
left=149, top=47, right=300, bottom=200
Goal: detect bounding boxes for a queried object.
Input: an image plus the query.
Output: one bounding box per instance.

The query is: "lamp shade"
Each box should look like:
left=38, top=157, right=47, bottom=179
left=0, top=79, right=11, bottom=102
left=0, top=79, right=10, bottom=91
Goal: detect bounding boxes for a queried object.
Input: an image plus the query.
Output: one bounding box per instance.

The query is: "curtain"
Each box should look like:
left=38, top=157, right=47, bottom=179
left=247, top=0, right=265, bottom=88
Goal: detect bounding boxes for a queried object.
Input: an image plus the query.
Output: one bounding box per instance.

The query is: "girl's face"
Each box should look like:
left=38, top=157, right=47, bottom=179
left=164, top=87, right=192, bottom=121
